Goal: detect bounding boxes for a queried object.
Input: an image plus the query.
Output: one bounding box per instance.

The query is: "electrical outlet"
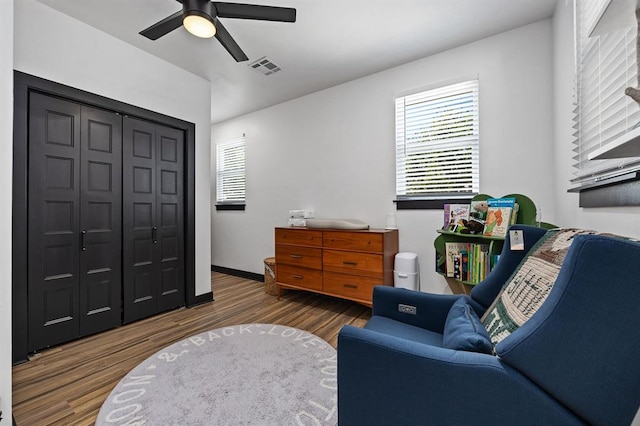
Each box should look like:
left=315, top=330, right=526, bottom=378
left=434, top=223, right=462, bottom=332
left=398, top=304, right=417, bottom=315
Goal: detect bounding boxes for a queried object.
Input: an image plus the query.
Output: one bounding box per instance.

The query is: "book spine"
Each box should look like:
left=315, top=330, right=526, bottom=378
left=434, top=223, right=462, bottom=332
left=492, top=254, right=500, bottom=270
left=473, top=248, right=478, bottom=283
left=461, top=250, right=468, bottom=282
left=467, top=243, right=472, bottom=281
left=510, top=203, right=519, bottom=225
left=484, top=245, right=490, bottom=280
left=443, top=204, right=451, bottom=229
left=484, top=250, right=489, bottom=280
left=453, top=255, right=461, bottom=279
left=477, top=249, right=481, bottom=282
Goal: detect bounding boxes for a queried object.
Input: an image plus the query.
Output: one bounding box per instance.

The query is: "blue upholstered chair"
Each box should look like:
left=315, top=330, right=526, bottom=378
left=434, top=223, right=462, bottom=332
left=338, top=225, right=640, bottom=425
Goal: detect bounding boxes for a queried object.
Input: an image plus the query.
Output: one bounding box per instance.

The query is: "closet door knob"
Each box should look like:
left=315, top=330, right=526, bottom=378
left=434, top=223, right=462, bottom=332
left=81, top=230, right=87, bottom=251
left=152, top=226, right=158, bottom=244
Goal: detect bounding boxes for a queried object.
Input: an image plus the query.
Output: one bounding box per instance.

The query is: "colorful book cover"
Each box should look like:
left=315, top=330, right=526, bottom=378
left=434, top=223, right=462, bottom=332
left=470, top=200, right=489, bottom=222
left=460, top=250, right=469, bottom=281
left=443, top=204, right=451, bottom=229
left=487, top=197, right=516, bottom=208
left=483, top=206, right=513, bottom=238
left=486, top=198, right=518, bottom=225
left=475, top=244, right=489, bottom=283
left=445, top=242, right=470, bottom=277
left=453, top=255, right=461, bottom=279
left=444, top=204, right=470, bottom=231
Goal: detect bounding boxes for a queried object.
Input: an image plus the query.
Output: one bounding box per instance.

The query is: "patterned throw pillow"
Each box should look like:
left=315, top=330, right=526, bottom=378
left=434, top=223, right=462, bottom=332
left=481, top=228, right=612, bottom=347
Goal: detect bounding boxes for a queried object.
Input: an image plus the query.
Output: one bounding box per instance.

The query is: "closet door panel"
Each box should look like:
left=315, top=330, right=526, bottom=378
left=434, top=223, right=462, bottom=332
left=28, top=93, right=81, bottom=351
left=156, top=125, right=184, bottom=310
left=123, top=118, right=185, bottom=322
left=123, top=117, right=158, bottom=323
left=79, top=106, right=122, bottom=335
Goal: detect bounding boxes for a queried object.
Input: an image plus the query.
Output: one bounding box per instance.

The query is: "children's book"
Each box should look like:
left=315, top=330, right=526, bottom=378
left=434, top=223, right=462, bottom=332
left=487, top=197, right=516, bottom=208
left=444, top=204, right=470, bottom=231
left=469, top=200, right=489, bottom=222
left=482, top=206, right=512, bottom=238
left=443, top=204, right=451, bottom=229
left=453, top=255, right=461, bottom=279
left=510, top=203, right=520, bottom=225
left=445, top=242, right=470, bottom=277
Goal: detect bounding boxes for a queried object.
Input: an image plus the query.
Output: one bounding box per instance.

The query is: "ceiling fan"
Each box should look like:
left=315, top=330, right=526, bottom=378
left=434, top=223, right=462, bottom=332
left=140, top=0, right=296, bottom=62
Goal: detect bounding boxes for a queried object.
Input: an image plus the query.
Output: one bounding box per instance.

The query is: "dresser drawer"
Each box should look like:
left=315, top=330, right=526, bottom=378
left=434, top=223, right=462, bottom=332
left=276, top=245, right=322, bottom=269
left=323, top=271, right=382, bottom=302
left=323, top=231, right=383, bottom=252
left=276, top=228, right=323, bottom=247
left=323, top=250, right=383, bottom=278
left=276, top=264, right=322, bottom=291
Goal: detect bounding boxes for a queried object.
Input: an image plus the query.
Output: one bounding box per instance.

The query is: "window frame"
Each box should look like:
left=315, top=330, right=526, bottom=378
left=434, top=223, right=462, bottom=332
left=215, top=136, right=246, bottom=211
left=570, top=0, right=640, bottom=205
left=394, top=79, right=480, bottom=210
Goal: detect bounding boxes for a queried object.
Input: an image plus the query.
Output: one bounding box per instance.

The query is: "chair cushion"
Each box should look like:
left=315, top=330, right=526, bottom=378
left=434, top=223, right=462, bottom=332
left=443, top=298, right=492, bottom=354
left=364, top=316, right=444, bottom=346
left=481, top=228, right=615, bottom=347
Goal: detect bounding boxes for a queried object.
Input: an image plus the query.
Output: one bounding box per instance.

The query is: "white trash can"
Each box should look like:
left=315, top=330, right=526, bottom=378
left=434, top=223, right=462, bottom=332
left=394, top=252, right=419, bottom=291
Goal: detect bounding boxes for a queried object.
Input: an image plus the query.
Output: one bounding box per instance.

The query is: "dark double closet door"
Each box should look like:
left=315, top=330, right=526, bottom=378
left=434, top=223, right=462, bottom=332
left=28, top=93, right=184, bottom=352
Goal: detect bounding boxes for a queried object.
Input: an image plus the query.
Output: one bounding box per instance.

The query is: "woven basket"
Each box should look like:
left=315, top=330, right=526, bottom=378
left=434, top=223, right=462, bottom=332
left=264, top=257, right=277, bottom=296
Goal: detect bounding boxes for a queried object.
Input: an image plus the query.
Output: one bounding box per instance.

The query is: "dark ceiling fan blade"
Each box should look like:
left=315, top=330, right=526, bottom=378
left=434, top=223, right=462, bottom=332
left=213, top=2, right=296, bottom=22
left=140, top=10, right=184, bottom=40
left=214, top=18, right=249, bottom=62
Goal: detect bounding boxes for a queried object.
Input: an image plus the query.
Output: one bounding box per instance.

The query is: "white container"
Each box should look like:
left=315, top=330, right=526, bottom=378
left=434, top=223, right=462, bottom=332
left=394, top=252, right=419, bottom=290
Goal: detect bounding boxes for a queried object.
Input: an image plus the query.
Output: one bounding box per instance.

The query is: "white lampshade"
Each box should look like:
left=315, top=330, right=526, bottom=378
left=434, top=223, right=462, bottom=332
left=183, top=13, right=216, bottom=38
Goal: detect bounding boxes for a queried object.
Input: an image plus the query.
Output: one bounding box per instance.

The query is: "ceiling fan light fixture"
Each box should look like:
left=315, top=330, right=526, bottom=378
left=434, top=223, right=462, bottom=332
left=183, top=12, right=216, bottom=38
left=140, top=0, right=296, bottom=62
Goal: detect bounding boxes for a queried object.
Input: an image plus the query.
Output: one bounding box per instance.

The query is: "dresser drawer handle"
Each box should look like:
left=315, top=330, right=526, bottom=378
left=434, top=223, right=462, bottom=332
left=292, top=274, right=304, bottom=279
left=290, top=254, right=303, bottom=259
left=343, top=261, right=358, bottom=266
left=343, top=284, right=358, bottom=289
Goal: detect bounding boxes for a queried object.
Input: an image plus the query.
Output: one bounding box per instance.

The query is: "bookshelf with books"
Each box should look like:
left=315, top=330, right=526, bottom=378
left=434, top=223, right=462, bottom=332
left=434, top=193, right=552, bottom=295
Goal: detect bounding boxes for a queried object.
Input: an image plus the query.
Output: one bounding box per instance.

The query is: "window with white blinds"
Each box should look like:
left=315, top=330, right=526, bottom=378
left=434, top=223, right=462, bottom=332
left=572, top=0, right=640, bottom=188
left=216, top=137, right=246, bottom=205
left=395, top=80, right=479, bottom=202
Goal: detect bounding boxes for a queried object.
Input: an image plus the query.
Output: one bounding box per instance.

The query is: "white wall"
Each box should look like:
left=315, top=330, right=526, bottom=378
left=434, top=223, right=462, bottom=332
left=14, top=0, right=213, bottom=296
left=212, top=20, right=556, bottom=294
left=552, top=0, right=640, bottom=238
left=1, top=1, right=13, bottom=420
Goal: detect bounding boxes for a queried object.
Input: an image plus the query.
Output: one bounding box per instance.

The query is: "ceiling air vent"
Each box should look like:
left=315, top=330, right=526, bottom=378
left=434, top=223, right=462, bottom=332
left=248, top=57, right=282, bottom=76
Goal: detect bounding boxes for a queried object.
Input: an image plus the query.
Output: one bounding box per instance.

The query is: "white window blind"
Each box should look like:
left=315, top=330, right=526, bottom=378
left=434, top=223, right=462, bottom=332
left=216, top=137, right=246, bottom=204
left=395, top=80, right=479, bottom=200
left=572, top=0, right=640, bottom=187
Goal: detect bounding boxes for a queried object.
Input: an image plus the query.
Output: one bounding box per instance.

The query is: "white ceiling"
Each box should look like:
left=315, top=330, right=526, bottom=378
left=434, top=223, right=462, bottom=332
left=34, top=0, right=558, bottom=124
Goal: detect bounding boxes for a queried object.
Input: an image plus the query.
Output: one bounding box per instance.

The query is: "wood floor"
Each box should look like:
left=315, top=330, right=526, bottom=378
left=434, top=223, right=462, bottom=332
left=12, top=272, right=372, bottom=425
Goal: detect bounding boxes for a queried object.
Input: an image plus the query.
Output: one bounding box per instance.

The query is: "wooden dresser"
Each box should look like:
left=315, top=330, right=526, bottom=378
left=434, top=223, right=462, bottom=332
left=275, top=227, right=399, bottom=306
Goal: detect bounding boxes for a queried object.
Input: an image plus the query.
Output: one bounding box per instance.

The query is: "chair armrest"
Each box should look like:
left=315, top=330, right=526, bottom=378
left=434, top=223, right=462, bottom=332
left=371, top=286, right=463, bottom=333
left=495, top=235, right=640, bottom=426
left=338, top=325, right=583, bottom=425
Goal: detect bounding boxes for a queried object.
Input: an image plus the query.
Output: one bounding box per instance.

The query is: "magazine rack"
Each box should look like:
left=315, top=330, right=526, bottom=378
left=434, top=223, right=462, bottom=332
left=434, top=193, right=554, bottom=294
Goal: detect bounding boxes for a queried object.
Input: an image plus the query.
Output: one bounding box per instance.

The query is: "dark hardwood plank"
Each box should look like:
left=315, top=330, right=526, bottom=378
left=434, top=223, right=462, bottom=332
left=12, top=272, right=371, bottom=425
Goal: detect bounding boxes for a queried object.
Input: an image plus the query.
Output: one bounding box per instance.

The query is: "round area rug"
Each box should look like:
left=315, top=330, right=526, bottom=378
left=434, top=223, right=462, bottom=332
left=96, top=324, right=337, bottom=425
